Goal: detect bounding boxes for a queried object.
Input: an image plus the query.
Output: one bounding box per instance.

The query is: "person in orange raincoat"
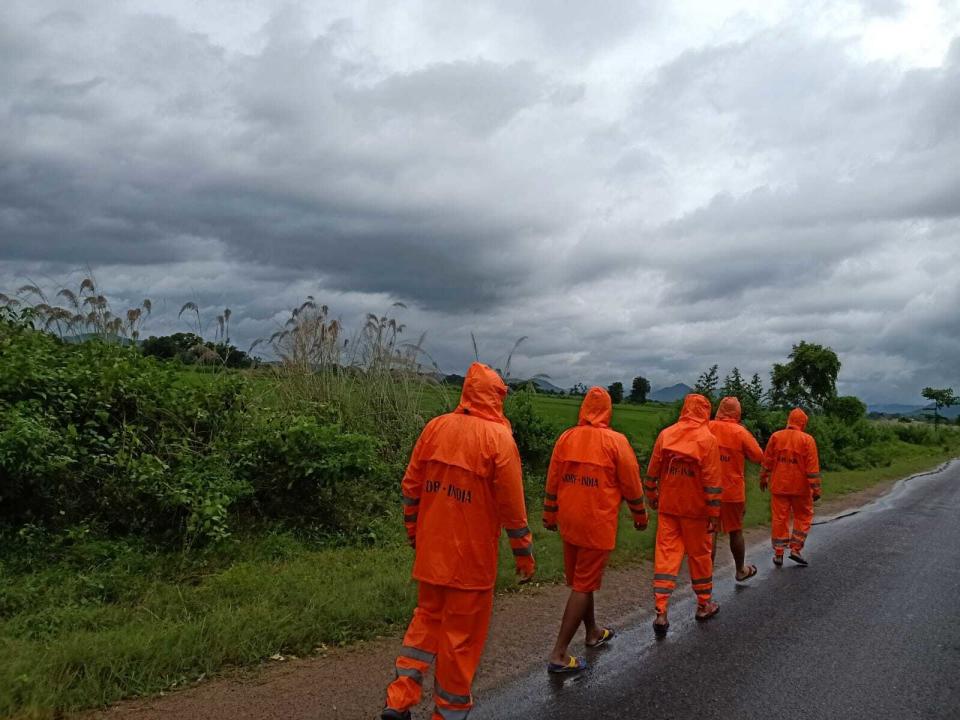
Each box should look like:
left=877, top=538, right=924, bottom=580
left=645, top=393, right=723, bottom=635
left=760, top=408, right=821, bottom=567
left=542, top=387, right=647, bottom=674
left=382, top=363, right=535, bottom=720
left=708, top=396, right=764, bottom=581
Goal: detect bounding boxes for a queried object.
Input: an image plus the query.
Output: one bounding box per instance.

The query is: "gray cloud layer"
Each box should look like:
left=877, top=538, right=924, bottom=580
left=1, top=0, right=959, bottom=403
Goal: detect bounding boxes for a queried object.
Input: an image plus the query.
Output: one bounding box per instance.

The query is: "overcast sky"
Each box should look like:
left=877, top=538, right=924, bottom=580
left=2, top=0, right=959, bottom=403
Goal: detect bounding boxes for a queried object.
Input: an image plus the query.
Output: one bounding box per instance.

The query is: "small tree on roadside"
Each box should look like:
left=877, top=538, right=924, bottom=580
left=694, top=365, right=719, bottom=401
left=608, top=381, right=624, bottom=404
left=921, top=387, right=957, bottom=432
left=629, top=376, right=651, bottom=403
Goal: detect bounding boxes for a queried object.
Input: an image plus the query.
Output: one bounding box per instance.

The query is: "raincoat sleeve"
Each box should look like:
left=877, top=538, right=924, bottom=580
left=643, top=432, right=664, bottom=508
left=805, top=435, right=822, bottom=496
left=542, top=443, right=561, bottom=529
left=493, top=435, right=534, bottom=575
left=701, top=439, right=723, bottom=519
left=615, top=436, right=647, bottom=526
left=741, top=428, right=764, bottom=465
left=760, top=434, right=778, bottom=481
left=400, top=428, right=429, bottom=545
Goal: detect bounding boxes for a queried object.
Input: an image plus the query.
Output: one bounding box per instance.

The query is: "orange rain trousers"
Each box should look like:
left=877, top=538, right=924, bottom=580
left=653, top=513, right=714, bottom=613
left=385, top=582, right=493, bottom=720
left=771, top=493, right=814, bottom=555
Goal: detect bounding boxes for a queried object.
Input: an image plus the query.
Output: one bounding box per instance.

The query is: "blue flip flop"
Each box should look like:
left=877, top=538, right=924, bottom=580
left=547, top=655, right=587, bottom=674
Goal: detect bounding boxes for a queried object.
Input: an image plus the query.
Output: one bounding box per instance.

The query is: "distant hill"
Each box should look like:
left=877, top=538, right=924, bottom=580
left=651, top=383, right=693, bottom=402
left=867, top=403, right=924, bottom=415
left=867, top=403, right=960, bottom=420
left=508, top=377, right=565, bottom=394
left=531, top=377, right=564, bottom=393
left=912, top=405, right=960, bottom=420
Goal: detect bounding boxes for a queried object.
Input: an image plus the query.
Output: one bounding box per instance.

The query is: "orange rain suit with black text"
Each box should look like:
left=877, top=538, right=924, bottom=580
left=761, top=408, right=821, bottom=556
left=542, top=387, right=647, bottom=592
left=645, top=394, right=723, bottom=613
left=707, top=397, right=764, bottom=533
left=385, top=363, right=534, bottom=720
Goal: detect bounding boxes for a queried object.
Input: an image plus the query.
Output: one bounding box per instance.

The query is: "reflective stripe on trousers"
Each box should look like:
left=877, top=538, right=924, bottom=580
left=653, top=513, right=713, bottom=613
left=386, top=582, right=493, bottom=716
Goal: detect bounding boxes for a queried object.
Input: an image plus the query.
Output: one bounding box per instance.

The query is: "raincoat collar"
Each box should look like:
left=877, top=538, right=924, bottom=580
left=455, top=362, right=510, bottom=427
left=715, top=396, right=742, bottom=423
left=787, top=408, right=808, bottom=431
left=578, top=387, right=612, bottom=428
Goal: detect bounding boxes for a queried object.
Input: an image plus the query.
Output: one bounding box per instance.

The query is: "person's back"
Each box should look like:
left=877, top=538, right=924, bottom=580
left=545, top=387, right=647, bottom=550
left=764, top=410, right=820, bottom=497
left=707, top=397, right=762, bottom=502
left=649, top=394, right=722, bottom=519
left=707, top=396, right=764, bottom=580
left=408, top=394, right=524, bottom=589
left=645, top=394, right=723, bottom=632
left=542, top=387, right=646, bottom=673
left=761, top=408, right=821, bottom=566
left=385, top=363, right=534, bottom=720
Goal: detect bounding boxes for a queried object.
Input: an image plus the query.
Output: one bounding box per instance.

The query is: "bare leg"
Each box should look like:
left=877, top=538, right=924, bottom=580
left=583, top=592, right=604, bottom=645
left=729, top=530, right=746, bottom=574
left=548, top=591, right=591, bottom=665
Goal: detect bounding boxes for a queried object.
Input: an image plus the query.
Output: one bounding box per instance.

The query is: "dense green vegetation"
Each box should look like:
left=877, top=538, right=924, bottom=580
left=0, top=317, right=397, bottom=547
left=1, top=309, right=957, bottom=718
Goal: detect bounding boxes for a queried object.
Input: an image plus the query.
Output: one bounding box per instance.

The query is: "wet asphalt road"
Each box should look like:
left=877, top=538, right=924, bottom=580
left=474, top=460, right=960, bottom=720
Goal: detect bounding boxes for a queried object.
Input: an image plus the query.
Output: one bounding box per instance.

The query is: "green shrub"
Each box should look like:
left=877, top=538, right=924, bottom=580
left=233, top=412, right=391, bottom=537
left=892, top=422, right=938, bottom=446
left=824, top=395, right=867, bottom=423
left=504, top=388, right=563, bottom=470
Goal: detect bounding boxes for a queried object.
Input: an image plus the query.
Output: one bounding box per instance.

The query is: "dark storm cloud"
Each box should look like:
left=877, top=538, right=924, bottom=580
left=0, top=5, right=569, bottom=309
left=1, top=1, right=959, bottom=403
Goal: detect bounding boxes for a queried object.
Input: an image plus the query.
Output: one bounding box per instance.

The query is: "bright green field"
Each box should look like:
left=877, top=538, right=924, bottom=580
left=528, top=395, right=673, bottom=451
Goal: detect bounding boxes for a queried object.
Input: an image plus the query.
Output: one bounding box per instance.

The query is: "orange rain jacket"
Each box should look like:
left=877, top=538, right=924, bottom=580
left=761, top=408, right=822, bottom=497
left=542, top=387, right=647, bottom=550
left=707, top=397, right=764, bottom=503
left=401, top=363, right=534, bottom=590
left=645, top=394, right=723, bottom=519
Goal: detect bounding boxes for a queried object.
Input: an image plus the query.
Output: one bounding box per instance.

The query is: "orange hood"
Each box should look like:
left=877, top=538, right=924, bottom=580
left=679, top=393, right=712, bottom=425
left=715, top=396, right=742, bottom=422
left=787, top=408, right=808, bottom=431
left=578, top=387, right=612, bottom=428
left=658, top=393, right=713, bottom=462
left=455, top=362, right=510, bottom=427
